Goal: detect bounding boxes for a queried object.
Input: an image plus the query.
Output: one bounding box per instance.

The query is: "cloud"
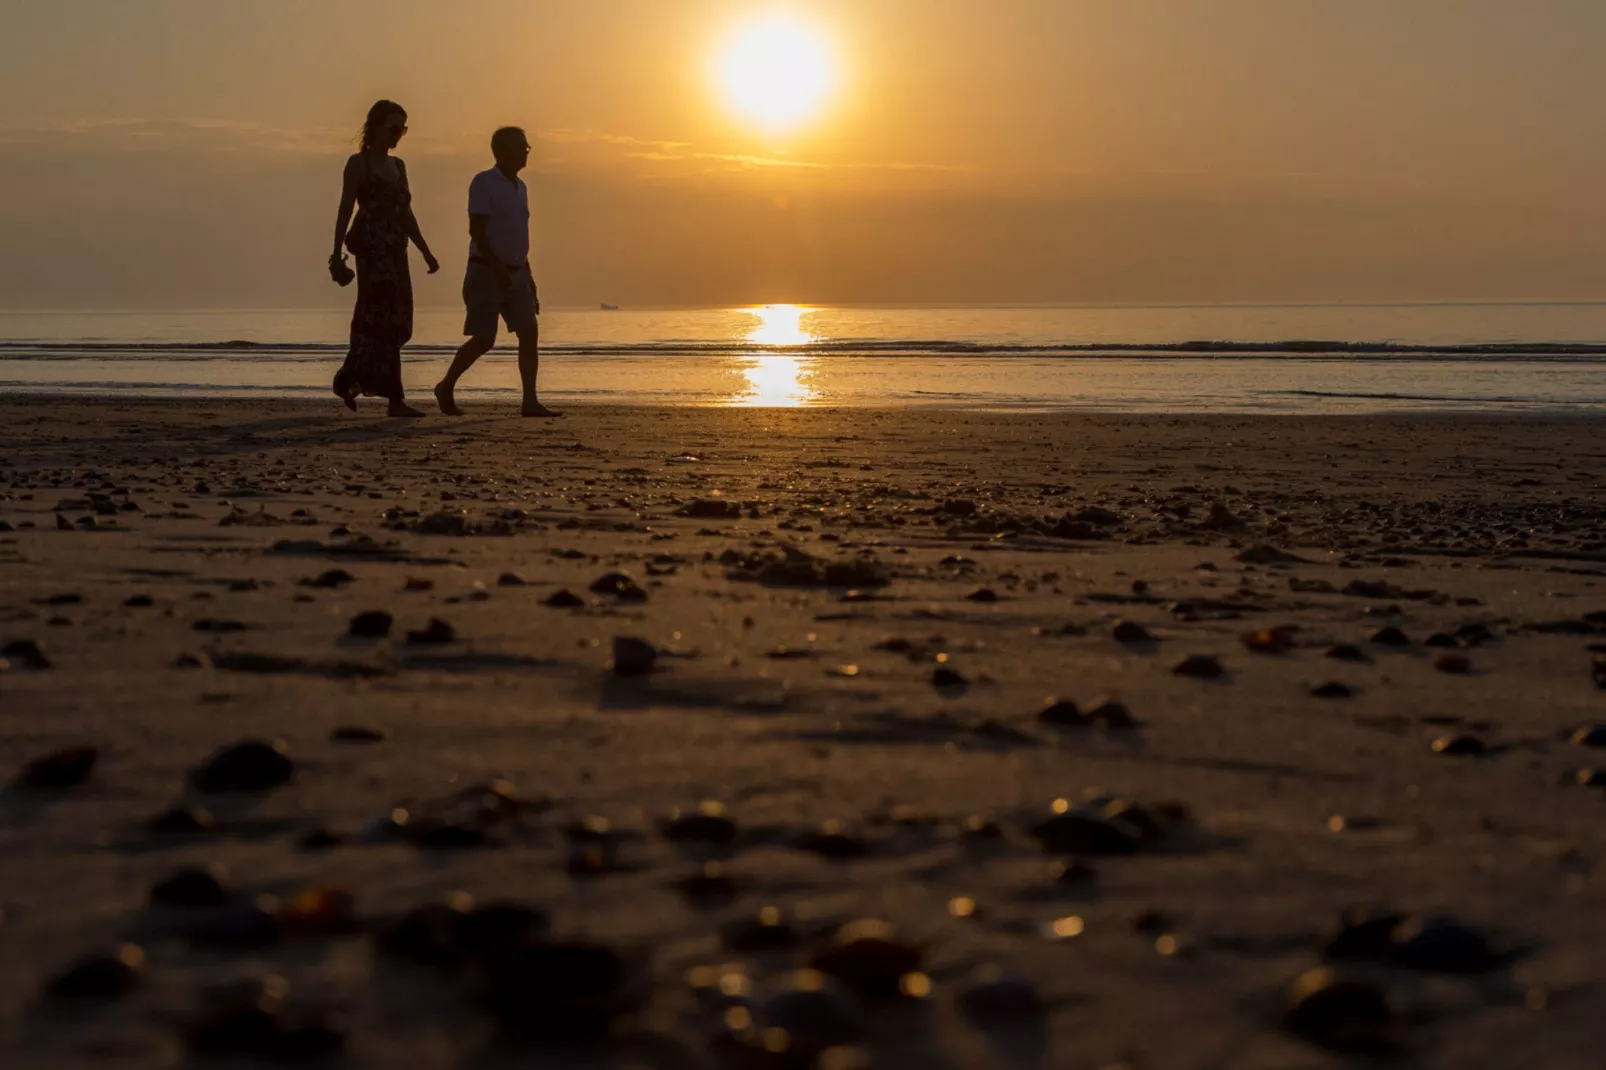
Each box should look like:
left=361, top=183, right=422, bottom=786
left=0, top=117, right=1448, bottom=204
left=0, top=118, right=348, bottom=156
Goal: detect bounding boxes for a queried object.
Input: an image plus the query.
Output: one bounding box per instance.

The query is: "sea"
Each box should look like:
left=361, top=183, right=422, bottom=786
left=2, top=302, right=1605, bottom=413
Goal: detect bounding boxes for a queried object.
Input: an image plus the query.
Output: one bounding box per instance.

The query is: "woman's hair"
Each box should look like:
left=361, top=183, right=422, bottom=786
left=358, top=100, right=407, bottom=153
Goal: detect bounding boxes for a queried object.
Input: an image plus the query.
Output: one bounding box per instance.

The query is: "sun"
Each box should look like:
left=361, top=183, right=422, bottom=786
left=716, top=15, right=837, bottom=132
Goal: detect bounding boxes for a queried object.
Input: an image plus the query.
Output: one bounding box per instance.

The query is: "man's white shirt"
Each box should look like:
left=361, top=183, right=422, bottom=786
left=467, top=168, right=530, bottom=266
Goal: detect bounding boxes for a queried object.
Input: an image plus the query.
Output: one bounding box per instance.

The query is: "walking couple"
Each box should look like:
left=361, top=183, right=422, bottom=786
left=329, top=99, right=558, bottom=419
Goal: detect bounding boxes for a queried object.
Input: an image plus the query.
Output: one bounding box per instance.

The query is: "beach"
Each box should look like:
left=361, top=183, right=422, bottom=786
left=3, top=397, right=1605, bottom=1068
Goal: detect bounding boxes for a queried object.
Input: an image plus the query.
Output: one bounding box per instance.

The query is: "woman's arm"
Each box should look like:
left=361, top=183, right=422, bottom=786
left=398, top=160, right=440, bottom=273
left=405, top=213, right=439, bottom=273
left=332, top=155, right=361, bottom=260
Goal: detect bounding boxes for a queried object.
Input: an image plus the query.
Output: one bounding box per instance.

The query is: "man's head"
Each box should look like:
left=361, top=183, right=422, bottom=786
left=491, top=126, right=531, bottom=173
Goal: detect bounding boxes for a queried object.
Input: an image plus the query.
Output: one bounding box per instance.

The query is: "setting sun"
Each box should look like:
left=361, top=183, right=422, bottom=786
left=715, top=15, right=837, bottom=132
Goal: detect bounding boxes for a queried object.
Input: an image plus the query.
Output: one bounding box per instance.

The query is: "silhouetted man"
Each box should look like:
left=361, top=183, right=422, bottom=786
left=435, top=126, right=559, bottom=417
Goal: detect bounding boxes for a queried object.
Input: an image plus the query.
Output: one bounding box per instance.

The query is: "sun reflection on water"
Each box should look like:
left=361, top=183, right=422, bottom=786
left=733, top=305, right=817, bottom=406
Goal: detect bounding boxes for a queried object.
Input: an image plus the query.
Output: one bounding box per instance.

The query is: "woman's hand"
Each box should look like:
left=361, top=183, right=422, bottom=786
left=328, top=252, right=355, bottom=287
left=424, top=252, right=441, bottom=275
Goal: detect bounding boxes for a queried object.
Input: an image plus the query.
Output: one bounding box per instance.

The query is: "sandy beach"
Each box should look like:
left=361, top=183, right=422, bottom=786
left=3, top=397, right=1605, bottom=1069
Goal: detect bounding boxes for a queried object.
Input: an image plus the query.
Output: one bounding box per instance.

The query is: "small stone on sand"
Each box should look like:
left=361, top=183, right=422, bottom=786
left=46, top=945, right=145, bottom=1000
left=1570, top=724, right=1606, bottom=748
left=190, top=739, right=294, bottom=793
left=1, top=639, right=51, bottom=670
left=723, top=906, right=800, bottom=952
left=809, top=920, right=923, bottom=999
left=1112, top=620, right=1154, bottom=643
left=590, top=571, right=648, bottom=600
left=405, top=618, right=456, bottom=644
left=1370, top=627, right=1410, bottom=647
left=1431, top=734, right=1487, bottom=757
left=330, top=725, right=389, bottom=744
left=151, top=866, right=231, bottom=908
left=18, top=746, right=98, bottom=788
left=1283, top=968, right=1394, bottom=1054
left=347, top=610, right=392, bottom=638
left=611, top=636, right=657, bottom=676
left=1173, top=654, right=1224, bottom=679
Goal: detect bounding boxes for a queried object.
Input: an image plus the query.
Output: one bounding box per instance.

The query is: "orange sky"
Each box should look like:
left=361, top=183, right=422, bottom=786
left=2, top=0, right=1605, bottom=308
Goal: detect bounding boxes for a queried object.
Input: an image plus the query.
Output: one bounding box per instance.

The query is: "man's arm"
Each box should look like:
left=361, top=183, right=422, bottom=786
left=468, top=214, right=510, bottom=289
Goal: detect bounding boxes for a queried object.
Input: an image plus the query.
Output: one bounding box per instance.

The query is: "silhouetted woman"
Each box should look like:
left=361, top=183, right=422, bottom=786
left=330, top=100, right=439, bottom=416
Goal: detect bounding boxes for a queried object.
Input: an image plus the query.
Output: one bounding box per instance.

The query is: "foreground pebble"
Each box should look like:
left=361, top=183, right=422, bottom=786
left=957, top=966, right=1044, bottom=1024
left=190, top=739, right=294, bottom=793
left=1283, top=967, right=1394, bottom=1054
left=17, top=746, right=98, bottom=788
left=46, top=945, right=144, bottom=1000
left=809, top=920, right=923, bottom=999
left=612, top=636, right=657, bottom=676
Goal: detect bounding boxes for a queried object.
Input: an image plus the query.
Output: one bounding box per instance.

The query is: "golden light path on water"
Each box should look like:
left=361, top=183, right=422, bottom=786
left=732, top=304, right=817, bottom=406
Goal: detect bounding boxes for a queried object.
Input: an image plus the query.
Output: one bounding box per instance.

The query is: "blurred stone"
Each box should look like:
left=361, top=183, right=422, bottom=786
left=957, top=966, right=1044, bottom=1024
left=151, top=866, right=230, bottom=909
left=347, top=610, right=393, bottom=638
left=0, top=639, right=51, bottom=670
left=405, top=618, right=456, bottom=645
left=46, top=945, right=145, bottom=1000
left=478, top=940, right=646, bottom=1040
left=590, top=571, right=648, bottom=601
left=612, top=636, right=658, bottom=676
left=17, top=746, right=97, bottom=788
left=1112, top=620, right=1154, bottom=643
left=662, top=801, right=738, bottom=845
left=190, top=739, right=293, bottom=793
left=330, top=724, right=388, bottom=744
left=1172, top=654, right=1224, bottom=679
left=1284, top=968, right=1394, bottom=1054
left=722, top=906, right=800, bottom=952
left=809, top=920, right=923, bottom=999
left=1431, top=734, right=1486, bottom=757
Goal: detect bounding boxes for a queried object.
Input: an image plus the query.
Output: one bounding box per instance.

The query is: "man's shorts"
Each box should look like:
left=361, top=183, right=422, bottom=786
left=462, top=261, right=539, bottom=340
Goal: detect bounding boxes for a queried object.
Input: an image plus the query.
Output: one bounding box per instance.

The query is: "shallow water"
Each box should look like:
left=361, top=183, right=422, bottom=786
left=3, top=303, right=1605, bottom=412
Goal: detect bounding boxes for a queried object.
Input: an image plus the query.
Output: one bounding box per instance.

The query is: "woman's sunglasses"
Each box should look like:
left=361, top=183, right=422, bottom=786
left=387, top=123, right=409, bottom=135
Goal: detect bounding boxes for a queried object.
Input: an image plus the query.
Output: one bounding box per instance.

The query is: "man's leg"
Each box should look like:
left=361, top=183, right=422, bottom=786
left=435, top=335, right=494, bottom=416
left=516, top=324, right=559, bottom=418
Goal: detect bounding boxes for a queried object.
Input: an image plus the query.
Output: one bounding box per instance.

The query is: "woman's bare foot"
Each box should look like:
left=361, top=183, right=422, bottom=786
left=341, top=396, right=358, bottom=413
left=434, top=382, right=463, bottom=416
left=387, top=401, right=426, bottom=418
left=521, top=401, right=563, bottom=418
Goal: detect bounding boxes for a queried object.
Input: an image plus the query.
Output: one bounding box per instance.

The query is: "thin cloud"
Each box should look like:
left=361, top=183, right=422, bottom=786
left=0, top=118, right=1443, bottom=200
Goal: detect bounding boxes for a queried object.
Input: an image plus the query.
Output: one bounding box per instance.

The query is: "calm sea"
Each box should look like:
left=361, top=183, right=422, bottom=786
left=2, top=303, right=1605, bottom=412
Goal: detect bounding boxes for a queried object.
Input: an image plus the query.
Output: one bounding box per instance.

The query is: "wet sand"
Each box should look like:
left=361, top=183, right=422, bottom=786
left=2, top=397, right=1605, bottom=1069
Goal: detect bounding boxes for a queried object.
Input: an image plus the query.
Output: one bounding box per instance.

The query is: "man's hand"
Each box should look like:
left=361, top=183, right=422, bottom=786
left=424, top=252, right=441, bottom=275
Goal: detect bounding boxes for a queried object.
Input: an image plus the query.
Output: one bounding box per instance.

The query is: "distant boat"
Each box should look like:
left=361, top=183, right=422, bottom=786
left=599, top=303, right=620, bottom=311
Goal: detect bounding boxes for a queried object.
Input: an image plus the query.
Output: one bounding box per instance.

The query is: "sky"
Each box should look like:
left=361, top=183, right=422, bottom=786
left=2, top=0, right=1605, bottom=309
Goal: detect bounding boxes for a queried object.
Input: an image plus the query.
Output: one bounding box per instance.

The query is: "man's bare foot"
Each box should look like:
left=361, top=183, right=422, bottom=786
left=434, top=382, right=463, bottom=416
left=521, top=402, right=563, bottom=418
left=387, top=402, right=426, bottom=418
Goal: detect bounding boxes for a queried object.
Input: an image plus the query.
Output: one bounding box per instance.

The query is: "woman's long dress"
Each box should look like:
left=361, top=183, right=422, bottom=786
left=334, top=158, right=413, bottom=404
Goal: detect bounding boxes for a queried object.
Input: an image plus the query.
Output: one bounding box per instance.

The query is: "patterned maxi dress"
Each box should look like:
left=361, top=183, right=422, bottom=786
left=334, top=157, right=414, bottom=403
